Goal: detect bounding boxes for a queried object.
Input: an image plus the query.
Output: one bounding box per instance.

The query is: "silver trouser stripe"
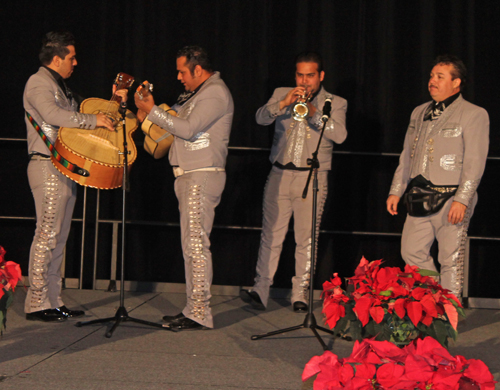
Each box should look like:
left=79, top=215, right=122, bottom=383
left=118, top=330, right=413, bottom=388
left=29, top=165, right=60, bottom=310
left=450, top=198, right=474, bottom=297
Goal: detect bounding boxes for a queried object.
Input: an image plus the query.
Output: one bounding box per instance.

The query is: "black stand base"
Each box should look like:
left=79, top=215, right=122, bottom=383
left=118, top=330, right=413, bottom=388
left=251, top=312, right=334, bottom=350
left=75, top=306, right=172, bottom=338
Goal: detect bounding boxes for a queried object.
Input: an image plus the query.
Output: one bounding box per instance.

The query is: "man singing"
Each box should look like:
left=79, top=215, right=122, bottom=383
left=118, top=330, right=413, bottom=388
left=135, top=46, right=233, bottom=330
left=240, top=51, right=347, bottom=312
left=387, top=54, right=489, bottom=298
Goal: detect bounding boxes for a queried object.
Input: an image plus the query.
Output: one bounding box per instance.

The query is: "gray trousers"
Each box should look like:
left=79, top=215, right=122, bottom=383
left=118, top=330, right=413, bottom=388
left=175, top=170, right=226, bottom=328
left=25, top=158, right=77, bottom=313
left=401, top=195, right=477, bottom=297
left=252, top=166, right=328, bottom=307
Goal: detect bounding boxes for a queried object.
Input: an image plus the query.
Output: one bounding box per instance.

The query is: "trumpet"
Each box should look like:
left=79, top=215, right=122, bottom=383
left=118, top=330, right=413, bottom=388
left=292, top=90, right=312, bottom=121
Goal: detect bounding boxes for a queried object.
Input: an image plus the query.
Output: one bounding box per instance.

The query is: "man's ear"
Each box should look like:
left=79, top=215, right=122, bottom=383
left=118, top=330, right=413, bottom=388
left=453, top=78, right=461, bottom=89
left=51, top=55, right=61, bottom=68
left=194, top=64, right=203, bottom=77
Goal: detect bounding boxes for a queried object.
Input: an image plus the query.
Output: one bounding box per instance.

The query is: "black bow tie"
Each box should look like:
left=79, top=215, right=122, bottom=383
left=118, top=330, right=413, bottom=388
left=424, top=101, right=445, bottom=121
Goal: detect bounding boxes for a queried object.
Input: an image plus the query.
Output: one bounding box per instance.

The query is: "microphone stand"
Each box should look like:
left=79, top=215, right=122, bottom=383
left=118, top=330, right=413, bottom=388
left=251, top=107, right=334, bottom=351
left=76, top=102, right=173, bottom=337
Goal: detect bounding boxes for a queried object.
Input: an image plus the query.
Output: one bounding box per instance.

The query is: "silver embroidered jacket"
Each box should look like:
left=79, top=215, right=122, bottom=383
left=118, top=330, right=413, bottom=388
left=389, top=95, right=489, bottom=206
left=255, top=86, right=347, bottom=171
left=24, top=67, right=97, bottom=155
left=148, top=72, right=234, bottom=170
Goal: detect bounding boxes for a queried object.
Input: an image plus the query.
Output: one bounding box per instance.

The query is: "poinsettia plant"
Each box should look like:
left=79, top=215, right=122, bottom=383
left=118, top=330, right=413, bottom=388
left=0, top=246, right=22, bottom=334
left=302, top=337, right=497, bottom=389
left=322, top=257, right=465, bottom=347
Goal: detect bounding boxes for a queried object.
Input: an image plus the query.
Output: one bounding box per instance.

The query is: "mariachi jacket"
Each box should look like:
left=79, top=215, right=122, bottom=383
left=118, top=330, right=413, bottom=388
left=255, top=86, right=347, bottom=171
left=389, top=95, right=489, bottom=206
left=148, top=72, right=234, bottom=171
left=24, top=66, right=96, bottom=155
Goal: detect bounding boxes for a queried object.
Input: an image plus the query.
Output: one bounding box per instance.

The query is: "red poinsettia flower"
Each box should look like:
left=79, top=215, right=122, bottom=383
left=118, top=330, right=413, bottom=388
left=401, top=353, right=434, bottom=382
left=322, top=258, right=465, bottom=347
left=406, top=301, right=423, bottom=327
left=353, top=296, right=373, bottom=327
left=364, top=339, right=407, bottom=364
left=302, top=350, right=340, bottom=382
left=3, top=261, right=22, bottom=290
left=376, top=362, right=405, bottom=388
left=323, top=301, right=346, bottom=329
left=303, top=338, right=497, bottom=390
left=463, top=359, right=497, bottom=389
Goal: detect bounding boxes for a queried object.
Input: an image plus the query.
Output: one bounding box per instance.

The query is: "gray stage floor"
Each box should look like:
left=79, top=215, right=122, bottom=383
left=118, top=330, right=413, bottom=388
left=0, top=288, right=499, bottom=389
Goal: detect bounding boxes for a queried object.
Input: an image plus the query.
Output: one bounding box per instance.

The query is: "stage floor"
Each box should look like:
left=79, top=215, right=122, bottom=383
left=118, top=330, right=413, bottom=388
left=0, top=288, right=499, bottom=389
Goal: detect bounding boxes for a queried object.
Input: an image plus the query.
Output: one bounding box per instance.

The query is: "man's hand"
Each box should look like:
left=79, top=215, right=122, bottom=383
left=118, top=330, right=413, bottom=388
left=113, top=85, right=128, bottom=103
left=134, top=93, right=155, bottom=115
left=136, top=109, right=147, bottom=123
left=96, top=113, right=115, bottom=131
left=307, top=101, right=317, bottom=117
left=386, top=195, right=400, bottom=215
left=279, top=87, right=306, bottom=110
left=448, top=201, right=467, bottom=224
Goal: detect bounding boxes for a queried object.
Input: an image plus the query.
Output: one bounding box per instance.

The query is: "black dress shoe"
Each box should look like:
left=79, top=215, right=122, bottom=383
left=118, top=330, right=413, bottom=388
left=26, top=309, right=67, bottom=322
left=293, top=301, right=308, bottom=313
left=239, top=289, right=265, bottom=310
left=165, top=316, right=209, bottom=331
left=55, top=306, right=85, bottom=318
left=162, top=313, right=185, bottom=323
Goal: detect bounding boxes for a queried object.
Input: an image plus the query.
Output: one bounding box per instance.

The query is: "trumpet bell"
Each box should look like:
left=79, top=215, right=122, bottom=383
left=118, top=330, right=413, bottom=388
left=292, top=101, right=309, bottom=121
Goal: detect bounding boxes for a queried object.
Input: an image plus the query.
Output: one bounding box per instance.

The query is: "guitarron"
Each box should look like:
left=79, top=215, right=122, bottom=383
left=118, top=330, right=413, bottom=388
left=136, top=81, right=175, bottom=160
left=53, top=73, right=137, bottom=189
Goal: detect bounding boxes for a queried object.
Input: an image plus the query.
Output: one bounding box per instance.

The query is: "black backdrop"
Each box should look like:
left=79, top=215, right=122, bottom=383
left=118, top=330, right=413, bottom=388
left=1, top=1, right=499, bottom=298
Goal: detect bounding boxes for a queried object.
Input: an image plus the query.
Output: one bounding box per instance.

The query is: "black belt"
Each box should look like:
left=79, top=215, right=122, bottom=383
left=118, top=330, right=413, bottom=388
left=273, top=162, right=309, bottom=171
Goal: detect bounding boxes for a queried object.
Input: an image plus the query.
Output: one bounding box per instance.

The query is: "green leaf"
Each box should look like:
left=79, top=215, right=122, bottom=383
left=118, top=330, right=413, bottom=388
left=333, top=316, right=349, bottom=335
left=350, top=320, right=363, bottom=341
left=417, top=268, right=441, bottom=277
left=432, top=319, right=449, bottom=348
left=379, top=290, right=392, bottom=297
left=364, top=319, right=376, bottom=337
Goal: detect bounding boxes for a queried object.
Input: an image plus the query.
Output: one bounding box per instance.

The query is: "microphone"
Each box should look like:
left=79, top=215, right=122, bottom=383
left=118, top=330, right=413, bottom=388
left=119, top=100, right=127, bottom=115
left=321, top=98, right=332, bottom=122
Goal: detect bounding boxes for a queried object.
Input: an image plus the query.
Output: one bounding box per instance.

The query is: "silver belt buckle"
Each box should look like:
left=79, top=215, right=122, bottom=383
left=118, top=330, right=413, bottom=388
left=173, top=167, right=185, bottom=178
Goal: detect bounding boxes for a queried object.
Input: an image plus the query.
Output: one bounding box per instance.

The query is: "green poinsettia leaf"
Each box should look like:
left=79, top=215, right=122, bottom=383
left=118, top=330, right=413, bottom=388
left=417, top=269, right=441, bottom=277
left=344, top=305, right=357, bottom=321
left=456, top=306, right=466, bottom=318
left=364, top=319, right=376, bottom=337
left=379, top=290, right=392, bottom=297
left=350, top=320, right=363, bottom=341
left=416, top=322, right=429, bottom=333
left=432, top=319, right=449, bottom=348
left=333, top=316, right=349, bottom=335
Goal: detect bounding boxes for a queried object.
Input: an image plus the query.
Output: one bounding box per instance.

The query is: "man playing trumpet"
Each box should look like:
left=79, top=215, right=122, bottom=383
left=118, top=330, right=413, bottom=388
left=240, top=51, right=347, bottom=312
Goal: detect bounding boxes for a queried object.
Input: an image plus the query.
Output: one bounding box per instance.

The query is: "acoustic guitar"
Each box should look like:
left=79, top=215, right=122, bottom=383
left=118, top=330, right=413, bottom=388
left=136, top=81, right=175, bottom=160
left=53, top=73, right=138, bottom=189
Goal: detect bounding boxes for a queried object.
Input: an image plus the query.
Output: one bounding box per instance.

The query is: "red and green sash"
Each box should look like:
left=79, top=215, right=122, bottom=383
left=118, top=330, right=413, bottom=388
left=26, top=111, right=89, bottom=177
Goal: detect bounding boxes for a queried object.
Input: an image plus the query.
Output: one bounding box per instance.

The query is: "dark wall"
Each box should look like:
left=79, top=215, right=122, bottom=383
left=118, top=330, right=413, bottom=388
left=1, top=1, right=499, bottom=297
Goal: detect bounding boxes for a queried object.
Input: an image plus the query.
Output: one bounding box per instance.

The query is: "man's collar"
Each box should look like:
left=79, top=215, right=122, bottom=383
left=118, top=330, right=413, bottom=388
left=434, top=91, right=460, bottom=108
left=42, top=65, right=62, bottom=81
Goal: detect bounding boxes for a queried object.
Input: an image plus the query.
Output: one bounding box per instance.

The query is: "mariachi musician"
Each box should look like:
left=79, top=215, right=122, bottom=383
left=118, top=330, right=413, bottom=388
left=135, top=46, right=233, bottom=331
left=23, top=31, right=118, bottom=322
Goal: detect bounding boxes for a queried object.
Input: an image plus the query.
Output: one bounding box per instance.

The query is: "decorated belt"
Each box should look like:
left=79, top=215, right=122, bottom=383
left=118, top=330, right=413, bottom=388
left=427, top=186, right=458, bottom=193
left=172, top=167, right=225, bottom=178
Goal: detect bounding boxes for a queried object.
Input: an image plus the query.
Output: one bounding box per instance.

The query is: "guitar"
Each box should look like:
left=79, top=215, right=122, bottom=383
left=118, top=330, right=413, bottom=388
left=136, top=81, right=175, bottom=160
left=53, top=73, right=138, bottom=189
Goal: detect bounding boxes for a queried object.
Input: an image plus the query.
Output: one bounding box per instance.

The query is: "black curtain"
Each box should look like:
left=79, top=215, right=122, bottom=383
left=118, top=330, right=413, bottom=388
left=1, top=1, right=499, bottom=297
